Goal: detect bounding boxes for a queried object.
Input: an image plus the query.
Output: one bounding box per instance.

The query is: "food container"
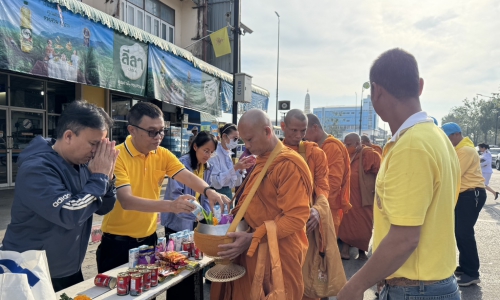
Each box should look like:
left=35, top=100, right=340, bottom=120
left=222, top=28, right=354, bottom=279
left=139, top=269, right=151, bottom=291
left=94, top=274, right=117, bottom=289
left=130, top=273, right=143, bottom=296
left=147, top=264, right=159, bottom=287
left=117, top=272, right=130, bottom=296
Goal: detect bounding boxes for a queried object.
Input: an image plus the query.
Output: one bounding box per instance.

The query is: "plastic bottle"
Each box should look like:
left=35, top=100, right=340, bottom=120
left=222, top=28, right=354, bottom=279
left=213, top=204, right=222, bottom=221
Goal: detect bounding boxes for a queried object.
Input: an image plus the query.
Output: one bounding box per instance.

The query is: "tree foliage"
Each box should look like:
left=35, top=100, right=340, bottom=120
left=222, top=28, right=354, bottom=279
left=442, top=96, right=500, bottom=145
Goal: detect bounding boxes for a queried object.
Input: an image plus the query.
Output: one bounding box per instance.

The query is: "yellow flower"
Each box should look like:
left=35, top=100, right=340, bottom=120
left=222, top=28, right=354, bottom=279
left=74, top=295, right=91, bottom=300
left=213, top=217, right=219, bottom=225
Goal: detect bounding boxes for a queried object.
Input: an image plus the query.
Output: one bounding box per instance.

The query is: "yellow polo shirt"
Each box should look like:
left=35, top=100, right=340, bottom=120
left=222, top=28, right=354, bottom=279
left=101, top=135, right=185, bottom=238
left=455, top=137, right=485, bottom=192
left=374, top=120, right=460, bottom=280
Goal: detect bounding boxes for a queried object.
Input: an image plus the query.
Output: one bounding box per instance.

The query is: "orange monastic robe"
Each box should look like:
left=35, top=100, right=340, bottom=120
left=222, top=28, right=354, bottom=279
left=285, top=142, right=330, bottom=300
left=211, top=142, right=313, bottom=300
left=320, top=135, right=351, bottom=235
left=338, top=146, right=380, bottom=251
left=286, top=140, right=330, bottom=200
left=370, top=144, right=383, bottom=155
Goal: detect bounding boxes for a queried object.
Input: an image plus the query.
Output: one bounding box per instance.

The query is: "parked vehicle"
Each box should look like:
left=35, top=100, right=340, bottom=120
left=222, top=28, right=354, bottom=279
left=490, top=148, right=500, bottom=169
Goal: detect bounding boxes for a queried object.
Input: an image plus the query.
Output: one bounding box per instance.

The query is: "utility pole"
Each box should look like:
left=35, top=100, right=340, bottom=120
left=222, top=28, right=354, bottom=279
left=231, top=0, right=240, bottom=157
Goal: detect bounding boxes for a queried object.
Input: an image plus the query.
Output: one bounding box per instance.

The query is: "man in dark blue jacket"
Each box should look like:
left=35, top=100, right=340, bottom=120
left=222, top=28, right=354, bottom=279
left=1, top=101, right=119, bottom=292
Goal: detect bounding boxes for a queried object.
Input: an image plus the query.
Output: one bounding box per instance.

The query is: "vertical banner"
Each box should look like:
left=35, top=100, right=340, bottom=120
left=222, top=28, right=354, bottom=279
left=147, top=45, right=220, bottom=116
left=220, top=81, right=269, bottom=114
left=112, top=33, right=148, bottom=96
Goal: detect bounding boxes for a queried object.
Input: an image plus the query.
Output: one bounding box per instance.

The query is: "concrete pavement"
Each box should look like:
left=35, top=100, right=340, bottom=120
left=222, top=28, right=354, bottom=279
left=1, top=172, right=500, bottom=299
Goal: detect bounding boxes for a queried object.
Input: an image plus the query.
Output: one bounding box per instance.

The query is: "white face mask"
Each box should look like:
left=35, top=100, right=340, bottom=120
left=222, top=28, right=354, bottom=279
left=227, top=139, right=238, bottom=150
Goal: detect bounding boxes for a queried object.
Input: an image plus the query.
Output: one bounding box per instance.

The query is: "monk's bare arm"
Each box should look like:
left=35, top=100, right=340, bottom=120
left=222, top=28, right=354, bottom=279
left=337, top=225, right=421, bottom=299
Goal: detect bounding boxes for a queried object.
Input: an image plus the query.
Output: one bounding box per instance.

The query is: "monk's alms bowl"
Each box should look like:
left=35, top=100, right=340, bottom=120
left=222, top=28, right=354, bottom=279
left=193, top=220, right=249, bottom=259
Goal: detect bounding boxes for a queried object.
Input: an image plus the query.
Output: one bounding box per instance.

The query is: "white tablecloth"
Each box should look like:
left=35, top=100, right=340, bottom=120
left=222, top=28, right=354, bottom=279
left=56, top=256, right=213, bottom=300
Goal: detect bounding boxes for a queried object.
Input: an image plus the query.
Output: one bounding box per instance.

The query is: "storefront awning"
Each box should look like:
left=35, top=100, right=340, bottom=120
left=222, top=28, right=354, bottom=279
left=47, top=0, right=269, bottom=97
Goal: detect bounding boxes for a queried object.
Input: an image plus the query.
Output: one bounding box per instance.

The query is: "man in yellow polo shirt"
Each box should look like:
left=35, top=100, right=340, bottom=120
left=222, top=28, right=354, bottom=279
left=442, top=122, right=486, bottom=287
left=97, top=102, right=229, bottom=273
left=338, top=48, right=461, bottom=300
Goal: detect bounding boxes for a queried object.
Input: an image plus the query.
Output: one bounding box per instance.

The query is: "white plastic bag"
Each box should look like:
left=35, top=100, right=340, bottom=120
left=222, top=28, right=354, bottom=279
left=0, top=250, right=56, bottom=300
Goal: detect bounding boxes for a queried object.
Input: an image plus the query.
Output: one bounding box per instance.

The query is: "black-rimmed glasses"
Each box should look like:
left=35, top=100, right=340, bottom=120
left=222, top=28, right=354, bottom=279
left=130, top=124, right=165, bottom=138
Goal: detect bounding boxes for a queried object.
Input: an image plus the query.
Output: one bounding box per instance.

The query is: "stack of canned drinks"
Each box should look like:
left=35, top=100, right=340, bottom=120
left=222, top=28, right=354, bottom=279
left=167, top=230, right=203, bottom=260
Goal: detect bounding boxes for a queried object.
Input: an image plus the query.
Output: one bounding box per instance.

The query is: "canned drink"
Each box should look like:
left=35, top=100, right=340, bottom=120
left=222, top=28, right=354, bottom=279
left=94, top=274, right=117, bottom=289
left=194, top=245, right=203, bottom=260
left=117, top=272, right=130, bottom=296
left=137, top=265, right=147, bottom=270
left=139, top=269, right=151, bottom=291
left=179, top=250, right=189, bottom=257
left=127, top=268, right=139, bottom=275
left=182, top=241, right=192, bottom=256
left=130, top=273, right=143, bottom=296
left=189, top=199, right=205, bottom=221
left=129, top=248, right=139, bottom=269
left=147, top=264, right=159, bottom=287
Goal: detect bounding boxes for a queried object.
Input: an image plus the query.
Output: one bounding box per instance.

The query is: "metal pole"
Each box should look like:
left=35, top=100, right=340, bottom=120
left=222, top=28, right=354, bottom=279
left=232, top=0, right=240, bottom=127
left=275, top=12, right=280, bottom=126
left=231, top=0, right=240, bottom=157
left=496, top=110, right=499, bottom=145
left=354, top=92, right=357, bottom=133
left=359, top=88, right=364, bottom=135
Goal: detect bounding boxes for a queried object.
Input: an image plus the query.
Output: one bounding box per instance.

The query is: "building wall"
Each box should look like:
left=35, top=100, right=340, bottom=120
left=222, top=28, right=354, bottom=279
left=81, top=85, right=106, bottom=109
left=82, top=0, right=196, bottom=49
left=313, top=96, right=379, bottom=136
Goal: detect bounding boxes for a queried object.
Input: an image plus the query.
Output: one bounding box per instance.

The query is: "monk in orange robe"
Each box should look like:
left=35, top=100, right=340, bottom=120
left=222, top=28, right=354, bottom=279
left=339, top=133, right=381, bottom=260
left=361, top=134, right=383, bottom=155
left=282, top=109, right=344, bottom=300
left=211, top=109, right=312, bottom=300
left=304, top=113, right=351, bottom=235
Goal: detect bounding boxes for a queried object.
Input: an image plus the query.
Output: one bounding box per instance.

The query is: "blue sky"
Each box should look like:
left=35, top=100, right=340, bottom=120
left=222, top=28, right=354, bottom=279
left=220, top=0, right=500, bottom=131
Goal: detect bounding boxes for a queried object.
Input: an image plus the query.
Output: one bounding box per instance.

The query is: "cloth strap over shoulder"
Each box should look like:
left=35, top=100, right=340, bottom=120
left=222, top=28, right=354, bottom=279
left=250, top=221, right=286, bottom=300
left=227, top=142, right=283, bottom=233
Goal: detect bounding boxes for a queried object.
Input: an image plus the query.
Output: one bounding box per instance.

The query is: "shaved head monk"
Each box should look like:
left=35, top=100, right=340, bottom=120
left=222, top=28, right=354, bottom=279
left=282, top=109, right=346, bottom=300
left=304, top=113, right=351, bottom=235
left=339, top=132, right=381, bottom=261
left=361, top=135, right=383, bottom=155
left=211, top=109, right=313, bottom=300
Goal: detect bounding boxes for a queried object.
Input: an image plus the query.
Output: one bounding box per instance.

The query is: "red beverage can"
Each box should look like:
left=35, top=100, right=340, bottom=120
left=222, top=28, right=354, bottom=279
left=94, top=274, right=117, bottom=289
left=182, top=241, right=192, bottom=256
left=127, top=268, right=139, bottom=275
left=116, top=272, right=130, bottom=296
left=194, top=245, right=203, bottom=260
left=130, top=273, right=143, bottom=296
left=147, top=264, right=159, bottom=287
left=139, top=269, right=151, bottom=291
left=190, top=242, right=195, bottom=257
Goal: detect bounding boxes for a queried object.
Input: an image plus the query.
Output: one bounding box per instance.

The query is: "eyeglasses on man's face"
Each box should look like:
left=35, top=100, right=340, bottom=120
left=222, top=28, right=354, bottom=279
left=130, top=124, right=165, bottom=138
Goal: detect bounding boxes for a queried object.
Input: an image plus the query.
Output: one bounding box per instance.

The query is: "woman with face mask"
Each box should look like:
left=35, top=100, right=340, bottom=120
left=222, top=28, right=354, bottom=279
left=209, top=123, right=255, bottom=200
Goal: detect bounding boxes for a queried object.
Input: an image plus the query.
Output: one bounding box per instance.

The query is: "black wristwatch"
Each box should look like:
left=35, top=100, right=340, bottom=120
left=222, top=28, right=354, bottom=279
left=203, top=186, right=216, bottom=197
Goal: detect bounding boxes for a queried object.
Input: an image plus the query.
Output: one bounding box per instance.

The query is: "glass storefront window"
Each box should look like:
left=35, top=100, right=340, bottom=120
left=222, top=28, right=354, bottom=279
left=47, top=81, right=74, bottom=114
left=112, top=121, right=129, bottom=145
left=48, top=115, right=59, bottom=139
left=10, top=76, right=44, bottom=109
left=112, top=95, right=133, bottom=121
left=0, top=74, right=7, bottom=106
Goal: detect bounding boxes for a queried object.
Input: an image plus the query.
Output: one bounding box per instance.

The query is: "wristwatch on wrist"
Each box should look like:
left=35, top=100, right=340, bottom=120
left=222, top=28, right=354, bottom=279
left=203, top=186, right=216, bottom=197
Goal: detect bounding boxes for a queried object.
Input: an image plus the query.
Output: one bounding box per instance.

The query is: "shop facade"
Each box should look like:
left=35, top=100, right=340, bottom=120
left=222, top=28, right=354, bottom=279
left=0, top=0, right=269, bottom=188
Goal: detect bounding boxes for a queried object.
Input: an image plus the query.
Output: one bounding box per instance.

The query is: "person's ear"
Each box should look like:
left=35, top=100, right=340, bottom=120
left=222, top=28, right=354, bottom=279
left=63, top=130, right=73, bottom=144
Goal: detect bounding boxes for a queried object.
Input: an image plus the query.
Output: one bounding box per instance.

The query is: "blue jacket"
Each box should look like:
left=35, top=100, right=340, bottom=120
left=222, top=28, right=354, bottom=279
left=1, top=136, right=116, bottom=278
left=161, top=155, right=212, bottom=232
